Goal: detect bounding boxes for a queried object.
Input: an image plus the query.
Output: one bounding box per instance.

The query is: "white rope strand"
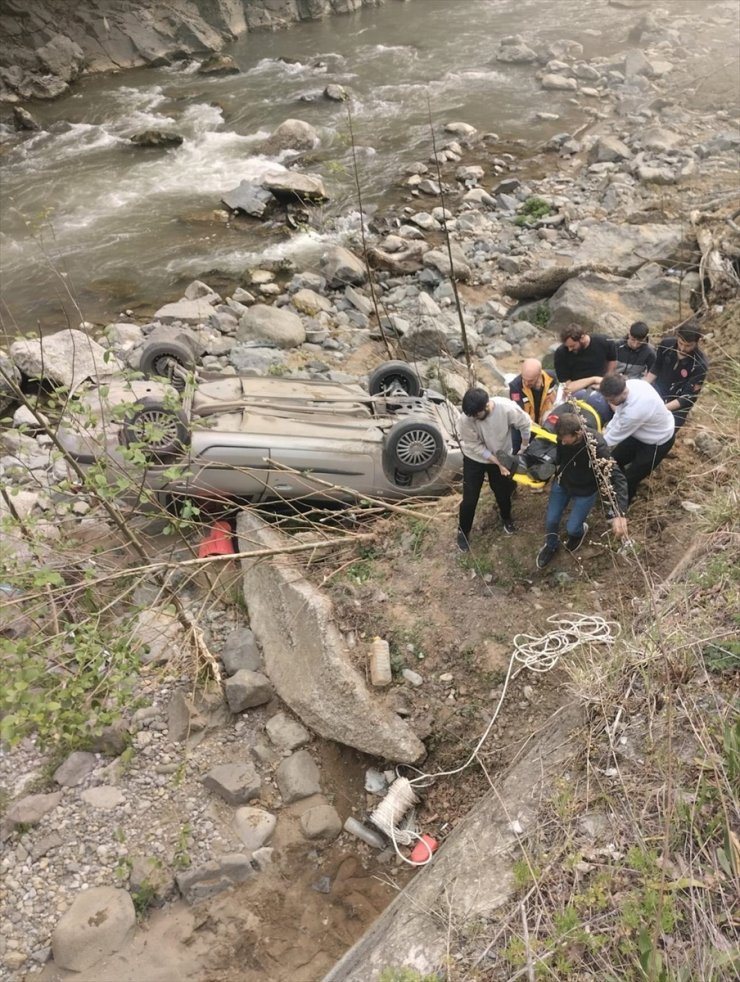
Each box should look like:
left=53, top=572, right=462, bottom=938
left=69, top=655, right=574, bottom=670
left=370, top=613, right=620, bottom=866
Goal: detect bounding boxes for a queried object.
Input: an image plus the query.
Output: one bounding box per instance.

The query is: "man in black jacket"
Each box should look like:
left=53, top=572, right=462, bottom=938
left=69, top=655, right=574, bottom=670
left=535, top=412, right=629, bottom=569
left=553, top=325, right=617, bottom=396
left=646, top=321, right=709, bottom=431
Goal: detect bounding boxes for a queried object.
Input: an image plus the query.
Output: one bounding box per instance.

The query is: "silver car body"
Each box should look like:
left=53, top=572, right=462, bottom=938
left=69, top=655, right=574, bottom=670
left=58, top=371, right=463, bottom=505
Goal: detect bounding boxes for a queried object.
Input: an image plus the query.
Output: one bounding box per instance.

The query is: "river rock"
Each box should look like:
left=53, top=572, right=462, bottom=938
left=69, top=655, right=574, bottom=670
left=262, top=118, right=320, bottom=154
left=496, top=42, right=538, bottom=63
left=423, top=246, right=471, bottom=282
left=639, top=126, right=682, bottom=152
left=589, top=135, right=632, bottom=163
left=132, top=608, right=184, bottom=665
left=262, top=172, right=328, bottom=203
left=234, top=807, right=276, bottom=850
left=130, top=130, right=183, bottom=148
left=547, top=39, right=584, bottom=60
left=624, top=48, right=656, bottom=78
left=202, top=762, right=261, bottom=804
left=13, top=106, right=40, bottom=130
left=153, top=298, right=216, bottom=325
left=320, top=246, right=368, bottom=288
left=444, top=121, right=477, bottom=138
left=276, top=749, right=321, bottom=803
left=299, top=797, right=342, bottom=841
left=51, top=887, right=135, bottom=972
left=224, top=670, right=274, bottom=712
left=5, top=792, right=61, bottom=827
left=548, top=270, right=696, bottom=335
left=324, top=83, right=348, bottom=101
left=0, top=354, right=22, bottom=410
left=53, top=751, right=97, bottom=787
left=266, top=711, right=311, bottom=751
left=10, top=329, right=119, bottom=389
left=176, top=855, right=254, bottom=905
left=199, top=53, right=239, bottom=75
left=81, top=786, right=125, bottom=810
left=636, top=164, right=676, bottom=185
left=541, top=74, right=578, bottom=91
left=221, top=180, right=274, bottom=217
left=292, top=288, right=333, bottom=315
left=167, top=690, right=207, bottom=742
left=573, top=221, right=685, bottom=275
left=36, top=34, right=85, bottom=82
left=221, top=628, right=262, bottom=674
left=237, top=304, right=305, bottom=348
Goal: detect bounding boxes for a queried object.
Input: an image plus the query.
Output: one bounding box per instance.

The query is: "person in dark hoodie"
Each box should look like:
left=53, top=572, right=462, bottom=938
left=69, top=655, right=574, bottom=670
left=614, top=321, right=657, bottom=379
left=535, top=412, right=629, bottom=569
left=646, top=319, right=709, bottom=433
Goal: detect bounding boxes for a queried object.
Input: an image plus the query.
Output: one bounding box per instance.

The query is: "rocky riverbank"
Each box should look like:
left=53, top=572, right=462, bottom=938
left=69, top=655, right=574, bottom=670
left=1, top=5, right=739, bottom=980
left=0, top=0, right=386, bottom=103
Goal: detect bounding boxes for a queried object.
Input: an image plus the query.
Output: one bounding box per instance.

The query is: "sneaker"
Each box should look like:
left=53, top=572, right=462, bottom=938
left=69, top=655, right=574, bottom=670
left=502, top=520, right=516, bottom=536
left=456, top=529, right=471, bottom=552
left=536, top=543, right=559, bottom=569
left=565, top=522, right=589, bottom=553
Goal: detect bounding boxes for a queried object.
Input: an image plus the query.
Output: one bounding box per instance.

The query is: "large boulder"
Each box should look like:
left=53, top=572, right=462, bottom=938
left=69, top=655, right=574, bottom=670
left=236, top=511, right=425, bottom=764
left=237, top=304, right=306, bottom=348
left=10, top=329, right=120, bottom=388
left=221, top=180, right=274, bottom=217
left=423, top=246, right=472, bottom=282
left=261, top=119, right=320, bottom=154
left=320, top=246, right=368, bottom=289
left=572, top=221, right=685, bottom=276
left=496, top=43, right=538, bottom=64
left=262, top=172, right=328, bottom=204
left=51, top=887, right=135, bottom=972
left=548, top=270, right=698, bottom=335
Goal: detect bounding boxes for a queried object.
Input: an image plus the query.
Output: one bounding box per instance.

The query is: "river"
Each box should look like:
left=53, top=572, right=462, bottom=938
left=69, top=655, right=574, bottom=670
left=0, top=0, right=735, bottom=339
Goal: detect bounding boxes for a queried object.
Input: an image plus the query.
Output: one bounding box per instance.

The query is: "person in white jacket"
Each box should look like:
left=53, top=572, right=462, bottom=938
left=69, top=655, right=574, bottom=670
left=599, top=374, right=675, bottom=504
left=456, top=387, right=531, bottom=551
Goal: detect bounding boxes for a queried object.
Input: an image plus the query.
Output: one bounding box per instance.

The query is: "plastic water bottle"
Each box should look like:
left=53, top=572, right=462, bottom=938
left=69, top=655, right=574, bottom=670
left=369, top=637, right=392, bottom=687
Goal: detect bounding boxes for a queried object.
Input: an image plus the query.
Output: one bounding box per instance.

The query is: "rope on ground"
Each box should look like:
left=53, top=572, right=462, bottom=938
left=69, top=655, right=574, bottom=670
left=370, top=613, right=620, bottom=866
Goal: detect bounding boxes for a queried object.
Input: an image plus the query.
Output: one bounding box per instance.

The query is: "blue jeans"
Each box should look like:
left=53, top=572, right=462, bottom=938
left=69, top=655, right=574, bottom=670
left=545, top=481, right=596, bottom=548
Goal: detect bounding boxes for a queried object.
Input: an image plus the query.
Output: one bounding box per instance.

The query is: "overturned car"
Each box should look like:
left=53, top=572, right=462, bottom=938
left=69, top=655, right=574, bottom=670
left=56, top=344, right=463, bottom=507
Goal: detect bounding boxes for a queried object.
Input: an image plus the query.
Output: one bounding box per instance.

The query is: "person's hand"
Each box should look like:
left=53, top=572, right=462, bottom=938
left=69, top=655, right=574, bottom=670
left=611, top=516, right=628, bottom=539
left=499, top=465, right=511, bottom=477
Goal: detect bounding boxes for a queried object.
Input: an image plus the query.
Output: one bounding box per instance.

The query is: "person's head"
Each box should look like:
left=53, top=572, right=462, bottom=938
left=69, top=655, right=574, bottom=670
left=676, top=319, right=704, bottom=356
left=555, top=412, right=585, bottom=445
left=462, top=387, right=490, bottom=420
left=627, top=321, right=649, bottom=350
left=520, top=358, right=544, bottom=388
left=559, top=325, right=589, bottom=353
left=599, top=373, right=628, bottom=407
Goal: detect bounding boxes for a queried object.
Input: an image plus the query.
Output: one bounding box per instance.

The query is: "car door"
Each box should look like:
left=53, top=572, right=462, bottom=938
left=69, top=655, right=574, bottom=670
left=265, top=447, right=377, bottom=503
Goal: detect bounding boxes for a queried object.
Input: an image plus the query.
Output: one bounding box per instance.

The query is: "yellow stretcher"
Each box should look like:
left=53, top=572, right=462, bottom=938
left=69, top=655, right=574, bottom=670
left=511, top=400, right=603, bottom=489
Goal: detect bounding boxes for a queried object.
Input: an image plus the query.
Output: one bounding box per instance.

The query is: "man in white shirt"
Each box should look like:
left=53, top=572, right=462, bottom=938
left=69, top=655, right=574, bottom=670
left=599, top=374, right=675, bottom=504
left=456, top=387, right=532, bottom=551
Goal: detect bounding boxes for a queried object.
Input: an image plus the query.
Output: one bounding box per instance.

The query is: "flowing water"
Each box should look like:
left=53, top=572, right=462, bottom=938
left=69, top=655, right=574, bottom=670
left=0, top=0, right=735, bottom=338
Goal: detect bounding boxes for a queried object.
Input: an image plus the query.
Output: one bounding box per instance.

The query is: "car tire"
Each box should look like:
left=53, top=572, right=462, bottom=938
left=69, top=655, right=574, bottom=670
left=139, top=338, right=196, bottom=382
left=384, top=420, right=445, bottom=475
left=121, top=400, right=190, bottom=462
left=367, top=360, right=422, bottom=398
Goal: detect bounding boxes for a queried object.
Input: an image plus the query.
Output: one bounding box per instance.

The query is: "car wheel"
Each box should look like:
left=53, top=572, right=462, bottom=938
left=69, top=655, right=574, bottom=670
left=384, top=420, right=445, bottom=475
left=139, top=339, right=196, bottom=383
left=367, top=360, right=422, bottom=398
left=122, top=400, right=190, bottom=462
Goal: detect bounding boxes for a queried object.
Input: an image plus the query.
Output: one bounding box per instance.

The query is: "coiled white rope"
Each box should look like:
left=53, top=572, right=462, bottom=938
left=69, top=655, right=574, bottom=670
left=370, top=613, right=620, bottom=866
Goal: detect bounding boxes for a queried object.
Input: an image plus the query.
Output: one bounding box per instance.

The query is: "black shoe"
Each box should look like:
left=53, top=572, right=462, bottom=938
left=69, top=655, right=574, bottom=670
left=536, top=543, right=559, bottom=569
left=457, top=529, right=470, bottom=552
left=502, top=520, right=516, bottom=536
left=565, top=522, right=589, bottom=553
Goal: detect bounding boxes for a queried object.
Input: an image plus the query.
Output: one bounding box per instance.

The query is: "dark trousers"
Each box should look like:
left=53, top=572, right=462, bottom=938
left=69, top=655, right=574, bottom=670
left=611, top=435, right=673, bottom=503
left=458, top=456, right=514, bottom=536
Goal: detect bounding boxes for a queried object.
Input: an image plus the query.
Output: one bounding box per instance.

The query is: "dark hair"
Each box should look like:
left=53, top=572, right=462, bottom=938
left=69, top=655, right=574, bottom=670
left=629, top=321, right=649, bottom=341
left=461, top=387, right=489, bottom=417
left=677, top=319, right=703, bottom=344
left=599, top=374, right=627, bottom=399
left=560, top=325, right=586, bottom=343
left=555, top=414, right=583, bottom=437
